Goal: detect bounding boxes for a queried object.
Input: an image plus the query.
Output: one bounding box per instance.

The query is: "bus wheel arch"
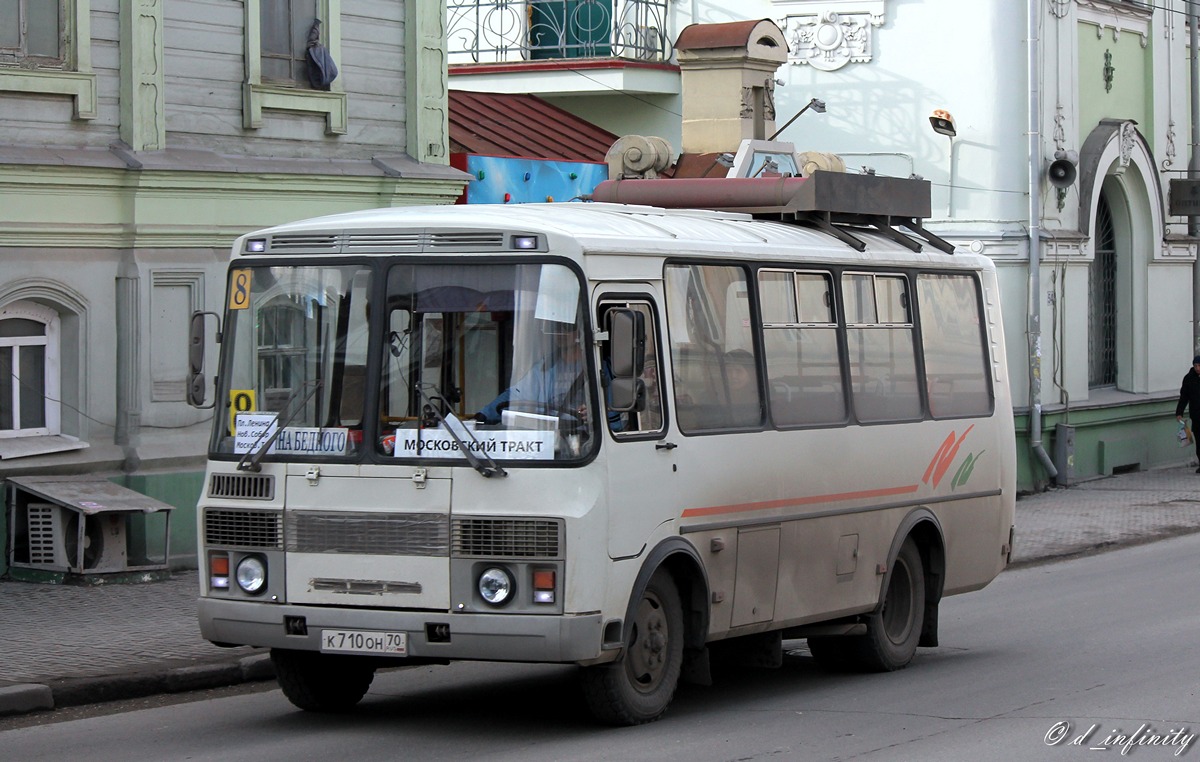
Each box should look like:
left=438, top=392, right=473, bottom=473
left=809, top=511, right=944, bottom=672
left=870, top=510, right=947, bottom=663
left=580, top=539, right=708, bottom=725
left=903, top=513, right=946, bottom=648
left=620, top=538, right=711, bottom=655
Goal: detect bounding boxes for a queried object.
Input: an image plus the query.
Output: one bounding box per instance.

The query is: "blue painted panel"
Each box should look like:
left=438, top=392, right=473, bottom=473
left=463, top=155, right=608, bottom=205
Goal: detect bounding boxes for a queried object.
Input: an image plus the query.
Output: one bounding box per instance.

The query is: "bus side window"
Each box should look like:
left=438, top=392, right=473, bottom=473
left=664, top=264, right=762, bottom=432
left=916, top=273, right=992, bottom=418
left=601, top=300, right=664, bottom=436
left=843, top=273, right=921, bottom=423
left=760, top=269, right=847, bottom=427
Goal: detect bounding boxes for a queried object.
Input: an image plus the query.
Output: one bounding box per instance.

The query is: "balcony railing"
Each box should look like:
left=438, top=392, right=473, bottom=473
left=448, top=0, right=670, bottom=65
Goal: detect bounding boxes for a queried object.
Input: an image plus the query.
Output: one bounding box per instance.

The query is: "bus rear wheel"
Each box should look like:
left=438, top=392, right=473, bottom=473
left=809, top=538, right=925, bottom=672
left=271, top=648, right=376, bottom=712
left=580, top=570, right=684, bottom=725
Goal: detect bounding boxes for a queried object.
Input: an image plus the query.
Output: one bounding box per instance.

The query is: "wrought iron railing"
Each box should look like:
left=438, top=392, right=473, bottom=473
left=448, top=0, right=670, bottom=65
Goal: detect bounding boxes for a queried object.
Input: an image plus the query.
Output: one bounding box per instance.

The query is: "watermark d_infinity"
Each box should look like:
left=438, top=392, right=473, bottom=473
left=1045, top=721, right=1195, bottom=756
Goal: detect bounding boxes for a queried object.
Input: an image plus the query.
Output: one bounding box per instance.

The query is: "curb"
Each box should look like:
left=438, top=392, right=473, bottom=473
left=0, top=652, right=275, bottom=717
left=1006, top=524, right=1200, bottom=570
left=0, top=684, right=53, bottom=716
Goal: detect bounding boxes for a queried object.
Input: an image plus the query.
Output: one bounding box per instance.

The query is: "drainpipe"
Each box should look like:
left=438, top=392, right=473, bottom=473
left=115, top=255, right=142, bottom=473
left=1027, top=0, right=1058, bottom=482
left=1191, top=1, right=1200, bottom=351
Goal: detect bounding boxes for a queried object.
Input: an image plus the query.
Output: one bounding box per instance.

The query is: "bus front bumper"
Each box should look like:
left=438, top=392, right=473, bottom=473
left=198, top=597, right=607, bottom=664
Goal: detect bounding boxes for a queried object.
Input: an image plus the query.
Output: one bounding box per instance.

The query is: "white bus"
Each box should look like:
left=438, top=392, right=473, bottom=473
left=189, top=172, right=1015, bottom=725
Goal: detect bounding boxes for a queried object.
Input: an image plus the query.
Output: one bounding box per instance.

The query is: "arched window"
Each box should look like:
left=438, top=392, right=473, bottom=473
left=0, top=301, right=60, bottom=438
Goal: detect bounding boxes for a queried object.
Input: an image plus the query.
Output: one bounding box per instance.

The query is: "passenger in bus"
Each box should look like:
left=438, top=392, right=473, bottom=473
left=719, top=349, right=761, bottom=427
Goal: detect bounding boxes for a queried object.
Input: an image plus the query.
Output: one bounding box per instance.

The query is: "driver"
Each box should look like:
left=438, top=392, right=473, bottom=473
left=476, top=331, right=586, bottom=425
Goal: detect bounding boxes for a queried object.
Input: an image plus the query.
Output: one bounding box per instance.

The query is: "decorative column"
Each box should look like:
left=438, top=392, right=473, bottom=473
left=120, top=0, right=165, bottom=151
left=406, top=0, right=450, bottom=165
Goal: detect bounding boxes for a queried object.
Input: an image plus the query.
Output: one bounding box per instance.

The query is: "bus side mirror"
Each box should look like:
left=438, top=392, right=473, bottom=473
left=606, top=309, right=646, bottom=412
left=187, top=310, right=222, bottom=409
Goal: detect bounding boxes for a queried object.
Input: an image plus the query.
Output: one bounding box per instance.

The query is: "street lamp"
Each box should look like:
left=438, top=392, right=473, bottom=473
left=929, top=109, right=956, bottom=137
left=768, top=97, right=827, bottom=141
left=929, top=109, right=957, bottom=215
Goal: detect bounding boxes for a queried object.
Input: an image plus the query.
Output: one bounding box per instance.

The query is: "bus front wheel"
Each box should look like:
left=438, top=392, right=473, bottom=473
left=809, top=537, right=926, bottom=672
left=271, top=648, right=376, bottom=712
left=581, top=570, right=684, bottom=725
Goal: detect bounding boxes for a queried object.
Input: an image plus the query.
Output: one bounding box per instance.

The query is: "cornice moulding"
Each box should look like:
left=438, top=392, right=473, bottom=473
left=1077, top=0, right=1151, bottom=46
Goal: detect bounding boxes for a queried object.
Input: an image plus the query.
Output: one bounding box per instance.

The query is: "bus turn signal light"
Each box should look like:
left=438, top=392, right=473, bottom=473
left=210, top=553, right=230, bottom=589
left=533, top=569, right=556, bottom=604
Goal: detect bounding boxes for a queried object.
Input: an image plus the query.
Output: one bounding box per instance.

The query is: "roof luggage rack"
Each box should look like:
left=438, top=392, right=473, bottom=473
left=589, top=171, right=956, bottom=255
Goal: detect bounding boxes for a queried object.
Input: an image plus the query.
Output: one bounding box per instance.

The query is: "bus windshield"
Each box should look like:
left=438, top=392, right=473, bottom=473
left=214, top=260, right=597, bottom=465
left=216, top=264, right=373, bottom=460
left=377, top=262, right=596, bottom=464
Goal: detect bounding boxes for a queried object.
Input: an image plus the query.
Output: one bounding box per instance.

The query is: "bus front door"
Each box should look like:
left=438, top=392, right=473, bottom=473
left=598, top=296, right=676, bottom=560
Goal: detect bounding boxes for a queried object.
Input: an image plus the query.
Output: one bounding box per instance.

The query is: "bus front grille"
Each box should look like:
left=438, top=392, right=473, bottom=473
left=286, top=512, right=448, bottom=556
left=266, top=234, right=340, bottom=252
left=341, top=232, right=425, bottom=251
left=209, top=473, right=275, bottom=500
left=205, top=509, right=283, bottom=549
left=451, top=518, right=563, bottom=559
left=426, top=232, right=506, bottom=249
left=258, top=231, right=510, bottom=254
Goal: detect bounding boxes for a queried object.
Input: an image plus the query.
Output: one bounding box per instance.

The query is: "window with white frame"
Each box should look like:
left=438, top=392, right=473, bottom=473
left=0, top=301, right=60, bottom=438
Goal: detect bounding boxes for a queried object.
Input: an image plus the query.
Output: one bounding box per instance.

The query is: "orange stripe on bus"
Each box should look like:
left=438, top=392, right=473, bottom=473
left=680, top=484, right=921, bottom=519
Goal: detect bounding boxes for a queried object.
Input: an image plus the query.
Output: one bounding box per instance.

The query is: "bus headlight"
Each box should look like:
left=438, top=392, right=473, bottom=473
left=235, top=555, right=268, bottom=595
left=478, top=567, right=513, bottom=606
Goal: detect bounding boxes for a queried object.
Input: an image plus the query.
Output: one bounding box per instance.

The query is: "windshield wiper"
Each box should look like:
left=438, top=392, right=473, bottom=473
left=236, top=380, right=323, bottom=472
left=418, top=385, right=507, bottom=479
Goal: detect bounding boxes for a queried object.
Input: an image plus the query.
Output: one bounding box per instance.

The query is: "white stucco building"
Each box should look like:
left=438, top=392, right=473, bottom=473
left=449, top=0, right=1199, bottom=489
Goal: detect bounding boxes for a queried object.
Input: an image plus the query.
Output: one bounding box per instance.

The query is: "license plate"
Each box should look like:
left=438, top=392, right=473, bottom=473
left=320, top=629, right=408, bottom=655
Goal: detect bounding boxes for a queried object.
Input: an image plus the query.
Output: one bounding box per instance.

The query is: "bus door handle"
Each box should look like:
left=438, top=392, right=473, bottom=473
left=655, top=441, right=677, bottom=451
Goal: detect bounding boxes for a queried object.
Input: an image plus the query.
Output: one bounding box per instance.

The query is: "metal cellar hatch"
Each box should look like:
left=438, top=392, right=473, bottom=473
left=5, top=476, right=175, bottom=583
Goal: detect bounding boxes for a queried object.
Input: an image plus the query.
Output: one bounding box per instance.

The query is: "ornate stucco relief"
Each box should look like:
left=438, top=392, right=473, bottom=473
left=741, top=80, right=778, bottom=120
left=1054, top=105, right=1067, bottom=153
left=1164, top=120, right=1177, bottom=169
left=1076, top=0, right=1151, bottom=48
left=775, top=1, right=886, bottom=71
left=1119, top=120, right=1136, bottom=169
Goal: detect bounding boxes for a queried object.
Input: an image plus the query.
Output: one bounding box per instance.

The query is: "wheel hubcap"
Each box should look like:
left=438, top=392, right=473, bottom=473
left=627, top=593, right=669, bottom=691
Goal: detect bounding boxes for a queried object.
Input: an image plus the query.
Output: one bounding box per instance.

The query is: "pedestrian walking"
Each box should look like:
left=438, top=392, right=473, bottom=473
left=1175, top=354, right=1200, bottom=471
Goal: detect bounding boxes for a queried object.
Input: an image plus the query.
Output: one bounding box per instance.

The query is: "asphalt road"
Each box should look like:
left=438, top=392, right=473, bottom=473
left=3, top=533, right=1198, bottom=761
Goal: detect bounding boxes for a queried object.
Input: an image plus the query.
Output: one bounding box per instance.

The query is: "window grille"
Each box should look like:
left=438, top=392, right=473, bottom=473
left=1089, top=194, right=1117, bottom=388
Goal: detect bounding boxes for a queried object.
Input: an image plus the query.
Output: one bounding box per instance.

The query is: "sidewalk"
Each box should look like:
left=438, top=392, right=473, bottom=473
left=4, top=463, right=1200, bottom=717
